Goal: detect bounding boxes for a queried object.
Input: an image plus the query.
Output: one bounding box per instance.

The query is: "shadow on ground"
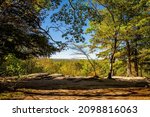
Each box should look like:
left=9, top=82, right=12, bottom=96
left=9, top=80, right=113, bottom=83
left=0, top=75, right=150, bottom=100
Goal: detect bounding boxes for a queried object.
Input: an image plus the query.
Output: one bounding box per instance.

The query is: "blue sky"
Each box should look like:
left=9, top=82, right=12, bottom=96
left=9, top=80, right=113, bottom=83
left=42, top=21, right=97, bottom=59
left=41, top=0, right=102, bottom=59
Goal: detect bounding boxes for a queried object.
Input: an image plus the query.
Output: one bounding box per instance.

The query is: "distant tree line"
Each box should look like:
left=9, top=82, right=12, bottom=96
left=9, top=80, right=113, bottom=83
left=0, top=57, right=149, bottom=77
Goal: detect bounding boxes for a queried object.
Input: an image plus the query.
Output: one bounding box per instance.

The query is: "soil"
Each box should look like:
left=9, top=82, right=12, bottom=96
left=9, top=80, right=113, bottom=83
left=0, top=73, right=150, bottom=100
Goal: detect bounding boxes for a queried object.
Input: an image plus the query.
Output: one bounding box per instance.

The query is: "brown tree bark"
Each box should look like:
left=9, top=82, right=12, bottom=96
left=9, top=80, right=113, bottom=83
left=133, top=35, right=140, bottom=77
left=107, top=37, right=117, bottom=79
left=134, top=49, right=139, bottom=76
left=126, top=40, right=132, bottom=76
left=108, top=59, right=114, bottom=79
left=140, top=64, right=143, bottom=77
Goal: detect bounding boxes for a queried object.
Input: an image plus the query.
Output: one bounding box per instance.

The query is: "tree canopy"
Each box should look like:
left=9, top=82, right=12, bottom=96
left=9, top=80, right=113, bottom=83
left=0, top=0, right=149, bottom=78
left=50, top=0, right=150, bottom=78
left=87, top=0, right=150, bottom=77
left=0, top=0, right=61, bottom=62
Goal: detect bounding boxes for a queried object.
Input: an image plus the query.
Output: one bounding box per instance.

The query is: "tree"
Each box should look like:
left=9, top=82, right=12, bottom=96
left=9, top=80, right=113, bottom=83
left=118, top=0, right=150, bottom=76
left=87, top=0, right=150, bottom=78
left=87, top=15, right=120, bottom=78
left=43, top=0, right=150, bottom=78
left=50, top=0, right=101, bottom=43
left=52, top=0, right=143, bottom=78
left=86, top=0, right=127, bottom=79
left=70, top=43, right=98, bottom=77
left=0, top=0, right=61, bottom=64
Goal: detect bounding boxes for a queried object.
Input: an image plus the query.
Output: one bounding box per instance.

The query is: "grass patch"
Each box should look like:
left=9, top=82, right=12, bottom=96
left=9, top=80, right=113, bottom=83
left=0, top=92, right=25, bottom=100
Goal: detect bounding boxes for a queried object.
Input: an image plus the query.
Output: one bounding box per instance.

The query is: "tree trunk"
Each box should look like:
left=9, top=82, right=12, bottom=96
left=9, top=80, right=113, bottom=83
left=107, top=37, right=117, bottom=79
left=134, top=61, right=139, bottom=76
left=134, top=50, right=139, bottom=76
left=126, top=40, right=132, bottom=76
left=133, top=35, right=139, bottom=77
left=108, top=59, right=113, bottom=79
left=140, top=64, right=143, bottom=77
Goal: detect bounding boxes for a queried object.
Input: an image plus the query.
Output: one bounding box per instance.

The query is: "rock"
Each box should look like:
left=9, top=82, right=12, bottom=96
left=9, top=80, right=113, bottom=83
left=25, top=73, right=49, bottom=79
left=65, top=75, right=71, bottom=78
left=50, top=73, right=64, bottom=78
left=53, top=76, right=65, bottom=80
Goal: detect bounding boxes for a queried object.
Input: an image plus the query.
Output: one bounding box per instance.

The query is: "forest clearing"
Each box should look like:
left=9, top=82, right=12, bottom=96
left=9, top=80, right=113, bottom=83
left=0, top=73, right=150, bottom=100
left=0, top=0, right=150, bottom=100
